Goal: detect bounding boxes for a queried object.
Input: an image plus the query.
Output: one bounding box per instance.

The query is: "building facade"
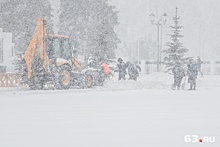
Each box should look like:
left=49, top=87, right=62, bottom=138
left=0, top=28, right=15, bottom=73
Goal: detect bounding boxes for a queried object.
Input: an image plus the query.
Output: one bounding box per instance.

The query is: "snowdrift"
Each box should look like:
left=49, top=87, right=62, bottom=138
left=0, top=72, right=209, bottom=92
left=101, top=72, right=174, bottom=91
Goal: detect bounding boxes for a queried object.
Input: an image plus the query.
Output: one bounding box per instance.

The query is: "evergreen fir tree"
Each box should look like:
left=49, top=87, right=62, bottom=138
left=0, top=0, right=53, bottom=72
left=59, top=0, right=120, bottom=63
left=163, top=7, right=190, bottom=71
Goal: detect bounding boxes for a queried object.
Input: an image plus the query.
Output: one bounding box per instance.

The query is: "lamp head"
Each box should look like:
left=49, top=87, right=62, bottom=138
left=162, top=13, right=167, bottom=24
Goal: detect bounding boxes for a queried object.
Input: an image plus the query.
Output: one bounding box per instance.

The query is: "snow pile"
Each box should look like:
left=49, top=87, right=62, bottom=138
left=0, top=72, right=214, bottom=92
left=143, top=72, right=174, bottom=89
left=101, top=72, right=173, bottom=91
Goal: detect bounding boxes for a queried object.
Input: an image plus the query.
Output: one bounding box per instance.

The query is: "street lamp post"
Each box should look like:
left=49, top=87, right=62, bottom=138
left=149, top=12, right=167, bottom=72
left=137, top=38, right=143, bottom=65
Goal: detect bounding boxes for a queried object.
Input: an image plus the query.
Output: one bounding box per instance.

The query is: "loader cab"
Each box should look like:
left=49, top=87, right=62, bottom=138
left=46, top=34, right=72, bottom=60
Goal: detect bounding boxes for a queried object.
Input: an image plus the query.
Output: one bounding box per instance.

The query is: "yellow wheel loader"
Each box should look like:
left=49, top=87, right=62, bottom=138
left=23, top=18, right=98, bottom=90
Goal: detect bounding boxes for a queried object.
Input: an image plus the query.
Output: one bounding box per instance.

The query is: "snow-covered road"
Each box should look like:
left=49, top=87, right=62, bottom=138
left=0, top=74, right=219, bottom=147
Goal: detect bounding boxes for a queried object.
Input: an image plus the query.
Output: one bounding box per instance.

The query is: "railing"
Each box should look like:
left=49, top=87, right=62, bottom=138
left=0, top=73, right=26, bottom=87
left=143, top=60, right=220, bottom=75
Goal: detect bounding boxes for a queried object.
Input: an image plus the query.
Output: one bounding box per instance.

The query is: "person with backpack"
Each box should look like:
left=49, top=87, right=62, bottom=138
left=187, top=59, right=199, bottom=90
left=126, top=62, right=141, bottom=81
left=172, top=62, right=185, bottom=90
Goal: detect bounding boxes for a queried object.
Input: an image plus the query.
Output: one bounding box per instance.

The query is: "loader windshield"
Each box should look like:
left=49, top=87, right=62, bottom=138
left=47, top=37, right=71, bottom=60
left=62, top=39, right=71, bottom=59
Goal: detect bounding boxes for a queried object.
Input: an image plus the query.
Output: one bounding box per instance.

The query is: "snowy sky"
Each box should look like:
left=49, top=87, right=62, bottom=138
left=48, top=0, right=220, bottom=60
left=108, top=0, right=220, bottom=60
left=49, top=0, right=60, bottom=33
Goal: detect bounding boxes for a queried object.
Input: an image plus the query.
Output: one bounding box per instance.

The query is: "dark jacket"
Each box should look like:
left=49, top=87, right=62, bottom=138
left=127, top=63, right=140, bottom=76
left=187, top=63, right=198, bottom=80
left=172, top=64, right=185, bottom=78
left=197, top=59, right=202, bottom=68
left=117, top=62, right=127, bottom=76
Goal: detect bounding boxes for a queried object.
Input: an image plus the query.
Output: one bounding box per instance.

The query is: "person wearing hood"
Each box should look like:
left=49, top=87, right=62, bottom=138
left=117, top=58, right=127, bottom=80
left=126, top=62, right=141, bottom=81
left=172, top=62, right=185, bottom=90
left=187, top=59, right=199, bottom=90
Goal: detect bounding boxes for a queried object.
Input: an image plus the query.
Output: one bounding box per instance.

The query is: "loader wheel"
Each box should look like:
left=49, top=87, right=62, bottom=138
left=56, top=65, right=71, bottom=90
left=85, top=74, right=93, bottom=88
left=61, top=70, right=71, bottom=86
left=29, top=76, right=44, bottom=90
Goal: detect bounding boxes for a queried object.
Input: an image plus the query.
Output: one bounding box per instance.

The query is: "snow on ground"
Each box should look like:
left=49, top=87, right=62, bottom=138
left=102, top=72, right=173, bottom=90
left=0, top=72, right=213, bottom=92
left=99, top=72, right=213, bottom=91
left=0, top=73, right=220, bottom=147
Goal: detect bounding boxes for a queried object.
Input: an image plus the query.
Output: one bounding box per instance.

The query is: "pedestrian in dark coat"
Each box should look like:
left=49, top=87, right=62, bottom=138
left=196, top=56, right=203, bottom=77
left=187, top=59, right=194, bottom=69
left=172, top=62, right=185, bottom=90
left=126, top=62, right=141, bottom=81
left=117, top=58, right=127, bottom=80
left=187, top=60, right=199, bottom=90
